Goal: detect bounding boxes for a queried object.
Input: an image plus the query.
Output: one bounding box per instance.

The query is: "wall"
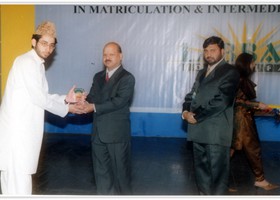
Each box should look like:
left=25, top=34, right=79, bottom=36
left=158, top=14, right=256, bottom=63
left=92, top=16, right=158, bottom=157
left=1, top=5, right=280, bottom=141
left=0, top=5, right=34, bottom=98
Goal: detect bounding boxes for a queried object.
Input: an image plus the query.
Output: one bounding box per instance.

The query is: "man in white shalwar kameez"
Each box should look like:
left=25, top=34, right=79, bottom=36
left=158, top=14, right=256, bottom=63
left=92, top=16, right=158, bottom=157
left=0, top=21, right=84, bottom=195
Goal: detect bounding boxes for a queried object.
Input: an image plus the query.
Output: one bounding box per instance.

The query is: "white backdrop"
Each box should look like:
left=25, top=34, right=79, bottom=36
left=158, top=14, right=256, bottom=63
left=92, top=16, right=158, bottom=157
left=36, top=4, right=280, bottom=113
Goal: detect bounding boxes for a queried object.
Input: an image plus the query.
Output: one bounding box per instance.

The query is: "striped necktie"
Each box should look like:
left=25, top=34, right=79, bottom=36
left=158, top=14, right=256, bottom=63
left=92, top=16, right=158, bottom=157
left=105, top=72, right=109, bottom=82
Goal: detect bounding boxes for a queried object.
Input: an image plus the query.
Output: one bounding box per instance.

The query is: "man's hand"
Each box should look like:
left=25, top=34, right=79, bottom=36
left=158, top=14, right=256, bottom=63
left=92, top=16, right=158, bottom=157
left=182, top=111, right=197, bottom=124
left=80, top=101, right=95, bottom=114
left=65, top=85, right=77, bottom=103
left=65, top=86, right=88, bottom=105
left=68, top=103, right=85, bottom=114
left=68, top=101, right=95, bottom=114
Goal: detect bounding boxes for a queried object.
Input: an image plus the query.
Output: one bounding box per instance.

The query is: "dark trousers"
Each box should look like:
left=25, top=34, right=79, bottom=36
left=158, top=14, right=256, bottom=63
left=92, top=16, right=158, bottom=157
left=193, top=142, right=230, bottom=195
left=92, top=134, right=132, bottom=195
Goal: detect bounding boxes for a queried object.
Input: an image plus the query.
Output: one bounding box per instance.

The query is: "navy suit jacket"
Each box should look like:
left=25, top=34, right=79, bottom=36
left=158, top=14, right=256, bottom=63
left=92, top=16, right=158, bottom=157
left=183, top=60, right=240, bottom=147
left=86, top=66, right=135, bottom=143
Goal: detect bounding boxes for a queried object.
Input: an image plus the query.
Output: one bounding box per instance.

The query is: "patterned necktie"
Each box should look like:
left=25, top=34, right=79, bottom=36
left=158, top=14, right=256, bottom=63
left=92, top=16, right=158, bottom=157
left=105, top=72, right=109, bottom=82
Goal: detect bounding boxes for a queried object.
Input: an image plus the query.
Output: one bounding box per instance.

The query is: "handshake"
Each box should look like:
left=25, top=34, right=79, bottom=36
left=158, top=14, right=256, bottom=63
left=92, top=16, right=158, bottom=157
left=65, top=86, right=95, bottom=115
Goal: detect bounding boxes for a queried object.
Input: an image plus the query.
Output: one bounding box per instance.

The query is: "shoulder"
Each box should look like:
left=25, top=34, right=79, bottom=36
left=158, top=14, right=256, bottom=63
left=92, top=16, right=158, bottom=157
left=13, top=50, right=38, bottom=71
left=122, top=68, right=134, bottom=77
left=96, top=69, right=105, bottom=76
left=218, top=60, right=233, bottom=69
left=122, top=68, right=135, bottom=82
left=94, top=69, right=106, bottom=78
left=218, top=61, right=239, bottom=76
left=15, top=50, right=36, bottom=64
left=117, top=68, right=135, bottom=86
left=117, top=66, right=135, bottom=79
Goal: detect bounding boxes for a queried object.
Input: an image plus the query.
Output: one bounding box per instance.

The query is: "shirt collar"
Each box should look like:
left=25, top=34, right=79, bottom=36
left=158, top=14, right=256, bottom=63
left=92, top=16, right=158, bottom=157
left=106, top=65, right=121, bottom=78
left=208, top=57, right=224, bottom=69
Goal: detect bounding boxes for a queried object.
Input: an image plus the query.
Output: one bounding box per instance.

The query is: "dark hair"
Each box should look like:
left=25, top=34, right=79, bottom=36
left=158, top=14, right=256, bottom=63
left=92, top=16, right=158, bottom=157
left=235, top=53, right=254, bottom=78
left=32, top=34, right=58, bottom=44
left=203, top=36, right=224, bottom=49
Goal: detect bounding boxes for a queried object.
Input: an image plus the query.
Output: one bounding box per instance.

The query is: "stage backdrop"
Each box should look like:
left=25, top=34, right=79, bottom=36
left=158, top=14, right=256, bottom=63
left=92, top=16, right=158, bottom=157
left=35, top=4, right=280, bottom=140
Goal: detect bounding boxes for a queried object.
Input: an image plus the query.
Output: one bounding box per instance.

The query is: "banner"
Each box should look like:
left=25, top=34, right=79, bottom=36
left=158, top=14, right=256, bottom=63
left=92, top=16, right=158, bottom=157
left=36, top=4, right=280, bottom=114
left=36, top=5, right=280, bottom=139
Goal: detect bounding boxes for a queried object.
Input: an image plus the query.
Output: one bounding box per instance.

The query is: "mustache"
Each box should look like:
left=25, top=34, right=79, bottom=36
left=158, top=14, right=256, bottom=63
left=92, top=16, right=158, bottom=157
left=105, top=59, right=112, bottom=62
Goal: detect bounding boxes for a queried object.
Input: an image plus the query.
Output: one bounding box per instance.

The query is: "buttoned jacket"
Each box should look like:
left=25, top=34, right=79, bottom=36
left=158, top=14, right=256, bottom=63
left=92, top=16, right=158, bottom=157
left=183, top=60, right=240, bottom=147
left=86, top=66, right=135, bottom=143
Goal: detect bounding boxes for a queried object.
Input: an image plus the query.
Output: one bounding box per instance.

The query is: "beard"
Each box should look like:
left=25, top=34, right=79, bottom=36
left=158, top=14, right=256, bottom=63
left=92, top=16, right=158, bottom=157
left=204, top=55, right=223, bottom=66
left=34, top=46, right=52, bottom=60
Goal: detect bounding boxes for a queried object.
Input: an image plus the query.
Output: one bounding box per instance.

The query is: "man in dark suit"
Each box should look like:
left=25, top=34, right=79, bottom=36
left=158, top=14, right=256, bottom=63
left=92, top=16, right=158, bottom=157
left=182, top=36, right=240, bottom=195
left=82, top=42, right=135, bottom=194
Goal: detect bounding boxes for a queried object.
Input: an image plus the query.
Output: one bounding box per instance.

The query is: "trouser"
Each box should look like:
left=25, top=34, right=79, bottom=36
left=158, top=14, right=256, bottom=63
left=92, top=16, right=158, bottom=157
left=232, top=113, right=265, bottom=182
left=92, top=134, right=132, bottom=195
left=193, top=142, right=230, bottom=195
left=241, top=130, right=264, bottom=182
left=0, top=170, right=32, bottom=195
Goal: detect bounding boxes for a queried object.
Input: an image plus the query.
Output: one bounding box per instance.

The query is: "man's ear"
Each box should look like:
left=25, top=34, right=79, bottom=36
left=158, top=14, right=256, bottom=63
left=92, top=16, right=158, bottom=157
left=221, top=48, right=225, bottom=57
left=31, top=39, right=37, bottom=48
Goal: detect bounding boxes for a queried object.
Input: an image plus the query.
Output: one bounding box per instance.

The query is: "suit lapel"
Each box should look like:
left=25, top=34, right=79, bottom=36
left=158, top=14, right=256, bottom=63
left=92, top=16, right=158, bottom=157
left=101, top=66, right=124, bottom=91
left=202, top=59, right=226, bottom=83
left=108, top=66, right=124, bottom=85
left=199, top=66, right=208, bottom=83
left=96, top=70, right=106, bottom=89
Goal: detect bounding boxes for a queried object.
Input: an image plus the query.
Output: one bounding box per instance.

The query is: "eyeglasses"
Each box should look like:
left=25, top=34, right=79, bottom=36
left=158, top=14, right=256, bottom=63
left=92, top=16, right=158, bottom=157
left=38, top=41, right=56, bottom=50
